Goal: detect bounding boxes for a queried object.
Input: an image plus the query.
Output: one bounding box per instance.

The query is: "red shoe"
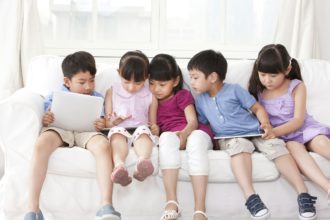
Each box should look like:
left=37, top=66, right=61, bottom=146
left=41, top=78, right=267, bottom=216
left=133, top=159, right=154, bottom=181
left=111, top=165, right=132, bottom=186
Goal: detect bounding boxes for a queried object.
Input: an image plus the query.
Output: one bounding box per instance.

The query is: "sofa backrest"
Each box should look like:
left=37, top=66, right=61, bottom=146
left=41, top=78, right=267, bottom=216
left=25, top=55, right=330, bottom=126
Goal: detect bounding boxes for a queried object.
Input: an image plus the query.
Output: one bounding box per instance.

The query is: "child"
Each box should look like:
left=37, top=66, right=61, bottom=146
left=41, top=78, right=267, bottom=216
left=248, top=44, right=330, bottom=206
left=24, top=51, right=120, bottom=220
left=188, top=49, right=317, bottom=220
left=149, top=54, right=213, bottom=220
left=104, top=51, right=158, bottom=186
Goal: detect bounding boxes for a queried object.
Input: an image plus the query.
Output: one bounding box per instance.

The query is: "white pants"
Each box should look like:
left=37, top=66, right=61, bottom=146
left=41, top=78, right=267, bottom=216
left=159, top=130, right=212, bottom=175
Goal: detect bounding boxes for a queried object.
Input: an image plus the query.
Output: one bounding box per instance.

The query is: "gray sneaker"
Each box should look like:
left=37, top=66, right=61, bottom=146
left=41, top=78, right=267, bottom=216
left=23, top=211, right=44, bottom=220
left=95, top=204, right=121, bottom=220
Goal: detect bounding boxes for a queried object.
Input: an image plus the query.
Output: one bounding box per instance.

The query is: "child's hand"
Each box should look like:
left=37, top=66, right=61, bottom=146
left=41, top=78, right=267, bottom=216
left=42, top=111, right=54, bottom=126
left=108, top=112, right=132, bottom=127
left=150, top=123, right=159, bottom=136
left=261, top=123, right=276, bottom=139
left=176, top=131, right=188, bottom=150
left=94, top=118, right=106, bottom=131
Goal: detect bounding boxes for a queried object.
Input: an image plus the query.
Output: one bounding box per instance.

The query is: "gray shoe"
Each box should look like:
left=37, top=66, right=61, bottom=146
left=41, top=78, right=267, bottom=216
left=95, top=204, right=121, bottom=220
left=23, top=211, right=44, bottom=220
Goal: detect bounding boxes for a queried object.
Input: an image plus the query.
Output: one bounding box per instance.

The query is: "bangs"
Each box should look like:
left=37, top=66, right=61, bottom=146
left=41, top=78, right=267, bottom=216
left=120, top=59, right=147, bottom=82
left=149, top=61, right=174, bottom=81
left=257, top=49, right=286, bottom=74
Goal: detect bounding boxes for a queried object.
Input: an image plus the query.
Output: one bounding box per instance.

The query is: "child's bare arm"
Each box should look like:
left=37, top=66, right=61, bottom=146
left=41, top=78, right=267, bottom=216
left=177, top=104, right=198, bottom=149
left=94, top=117, right=106, bottom=131
left=250, top=102, right=275, bottom=139
left=149, top=95, right=159, bottom=136
left=104, top=88, right=113, bottom=127
left=42, top=111, right=54, bottom=126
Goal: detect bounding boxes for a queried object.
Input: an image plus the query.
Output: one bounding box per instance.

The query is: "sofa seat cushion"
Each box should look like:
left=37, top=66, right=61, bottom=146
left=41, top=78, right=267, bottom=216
left=47, top=146, right=159, bottom=178
left=158, top=151, right=280, bottom=183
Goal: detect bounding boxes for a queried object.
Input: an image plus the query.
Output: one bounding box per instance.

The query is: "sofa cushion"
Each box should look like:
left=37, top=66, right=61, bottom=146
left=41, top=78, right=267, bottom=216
left=47, top=146, right=159, bottom=178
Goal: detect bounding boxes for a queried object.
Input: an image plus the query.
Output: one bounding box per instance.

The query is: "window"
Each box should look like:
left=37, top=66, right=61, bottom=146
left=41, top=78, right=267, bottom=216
left=37, top=0, right=282, bottom=58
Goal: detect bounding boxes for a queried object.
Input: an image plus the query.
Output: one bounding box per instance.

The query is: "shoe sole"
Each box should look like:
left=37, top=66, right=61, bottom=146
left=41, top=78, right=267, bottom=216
left=133, top=159, right=154, bottom=181
left=250, top=211, right=270, bottom=220
left=95, top=214, right=121, bottom=220
left=111, top=166, right=132, bottom=186
left=298, top=213, right=317, bottom=220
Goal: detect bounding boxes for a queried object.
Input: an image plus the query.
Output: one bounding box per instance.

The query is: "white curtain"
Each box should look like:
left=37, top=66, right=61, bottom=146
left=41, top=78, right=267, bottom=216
left=0, top=0, right=43, bottom=101
left=274, top=0, right=319, bottom=59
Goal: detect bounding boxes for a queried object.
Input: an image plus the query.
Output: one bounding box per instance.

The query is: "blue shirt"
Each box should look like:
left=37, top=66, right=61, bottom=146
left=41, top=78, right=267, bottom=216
left=195, top=83, right=260, bottom=136
left=44, top=85, right=105, bottom=117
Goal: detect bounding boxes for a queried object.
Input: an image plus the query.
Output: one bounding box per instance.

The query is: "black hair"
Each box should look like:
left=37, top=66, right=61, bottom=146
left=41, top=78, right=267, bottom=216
left=248, top=44, right=302, bottom=99
left=119, top=50, right=149, bottom=82
left=187, top=49, right=227, bottom=80
left=61, top=51, right=96, bottom=79
left=149, top=54, right=183, bottom=94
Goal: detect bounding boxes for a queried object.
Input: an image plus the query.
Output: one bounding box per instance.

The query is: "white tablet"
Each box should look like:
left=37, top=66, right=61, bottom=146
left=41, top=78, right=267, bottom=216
left=214, top=132, right=263, bottom=140
left=50, top=91, right=104, bottom=132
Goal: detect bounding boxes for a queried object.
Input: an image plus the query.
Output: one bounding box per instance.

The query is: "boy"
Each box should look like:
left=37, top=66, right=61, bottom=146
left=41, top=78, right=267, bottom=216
left=24, top=51, right=120, bottom=220
left=187, top=50, right=317, bottom=220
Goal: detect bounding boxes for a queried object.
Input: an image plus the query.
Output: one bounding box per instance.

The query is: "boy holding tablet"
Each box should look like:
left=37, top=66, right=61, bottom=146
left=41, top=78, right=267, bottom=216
left=24, top=51, right=121, bottom=220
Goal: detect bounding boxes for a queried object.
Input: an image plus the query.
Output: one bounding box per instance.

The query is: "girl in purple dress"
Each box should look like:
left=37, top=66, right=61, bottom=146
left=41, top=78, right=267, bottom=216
left=249, top=44, right=330, bottom=207
left=149, top=54, right=213, bottom=220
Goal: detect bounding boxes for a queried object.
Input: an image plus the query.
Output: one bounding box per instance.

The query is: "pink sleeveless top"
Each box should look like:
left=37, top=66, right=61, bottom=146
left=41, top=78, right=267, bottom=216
left=259, top=79, right=330, bottom=144
left=111, top=82, right=152, bottom=127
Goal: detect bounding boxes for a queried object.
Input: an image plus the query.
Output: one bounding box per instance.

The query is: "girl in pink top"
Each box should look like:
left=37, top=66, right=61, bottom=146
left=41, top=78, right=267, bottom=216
left=249, top=44, right=330, bottom=207
left=149, top=54, right=213, bottom=220
left=105, top=51, right=159, bottom=186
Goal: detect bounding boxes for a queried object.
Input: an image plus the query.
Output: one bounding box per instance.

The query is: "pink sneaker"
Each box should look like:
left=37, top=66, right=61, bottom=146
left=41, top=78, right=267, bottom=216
left=111, top=165, right=132, bottom=186
left=133, top=159, right=154, bottom=181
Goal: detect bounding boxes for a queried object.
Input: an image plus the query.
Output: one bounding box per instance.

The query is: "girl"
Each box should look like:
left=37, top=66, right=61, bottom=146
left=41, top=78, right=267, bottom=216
left=149, top=54, right=213, bottom=220
left=249, top=44, right=330, bottom=207
left=105, top=51, right=159, bottom=186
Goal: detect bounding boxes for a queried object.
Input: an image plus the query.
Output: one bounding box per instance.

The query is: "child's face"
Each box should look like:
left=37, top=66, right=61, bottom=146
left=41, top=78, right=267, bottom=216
left=149, top=78, right=178, bottom=101
left=189, top=69, right=211, bottom=94
left=64, top=71, right=95, bottom=95
left=121, top=77, right=145, bottom=93
left=258, top=71, right=286, bottom=91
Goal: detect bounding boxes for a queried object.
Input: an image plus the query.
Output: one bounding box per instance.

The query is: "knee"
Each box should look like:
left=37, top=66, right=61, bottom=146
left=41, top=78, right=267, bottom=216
left=159, top=132, right=181, bottom=169
left=186, top=130, right=212, bottom=153
left=110, top=133, right=126, bottom=146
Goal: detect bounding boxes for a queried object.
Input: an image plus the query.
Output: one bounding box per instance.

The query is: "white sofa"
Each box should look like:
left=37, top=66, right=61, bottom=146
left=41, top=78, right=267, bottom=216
left=0, top=55, right=330, bottom=220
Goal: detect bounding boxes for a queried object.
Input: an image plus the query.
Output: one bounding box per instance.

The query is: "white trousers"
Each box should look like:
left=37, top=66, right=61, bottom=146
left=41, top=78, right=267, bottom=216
left=159, top=130, right=212, bottom=175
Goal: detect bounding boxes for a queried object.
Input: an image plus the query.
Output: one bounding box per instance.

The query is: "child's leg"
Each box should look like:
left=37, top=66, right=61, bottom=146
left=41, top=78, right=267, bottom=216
left=186, top=130, right=212, bottom=220
left=132, top=126, right=156, bottom=181
left=273, top=154, right=307, bottom=193
left=159, top=132, right=181, bottom=217
left=110, top=133, right=129, bottom=166
left=308, top=135, right=330, bottom=160
left=27, top=130, right=64, bottom=212
left=231, top=152, right=255, bottom=198
left=287, top=141, right=330, bottom=192
left=109, top=133, right=131, bottom=186
left=133, top=133, right=153, bottom=159
left=86, top=135, right=113, bottom=205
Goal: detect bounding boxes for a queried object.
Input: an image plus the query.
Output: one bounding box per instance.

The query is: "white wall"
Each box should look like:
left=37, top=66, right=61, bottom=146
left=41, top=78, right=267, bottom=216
left=315, top=0, right=330, bottom=61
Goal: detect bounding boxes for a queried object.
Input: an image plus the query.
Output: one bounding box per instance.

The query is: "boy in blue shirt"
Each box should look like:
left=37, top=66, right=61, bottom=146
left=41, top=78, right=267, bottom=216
left=187, top=50, right=317, bottom=220
left=24, top=51, right=120, bottom=220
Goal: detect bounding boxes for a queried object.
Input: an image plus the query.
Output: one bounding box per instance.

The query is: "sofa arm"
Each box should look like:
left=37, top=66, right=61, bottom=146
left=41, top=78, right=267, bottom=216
left=0, top=88, right=44, bottom=167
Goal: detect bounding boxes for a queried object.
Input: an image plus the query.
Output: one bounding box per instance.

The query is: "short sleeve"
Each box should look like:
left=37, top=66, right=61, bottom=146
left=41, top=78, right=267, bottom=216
left=195, top=96, right=209, bottom=124
left=43, top=93, right=53, bottom=112
left=234, top=84, right=256, bottom=109
left=176, top=89, right=194, bottom=111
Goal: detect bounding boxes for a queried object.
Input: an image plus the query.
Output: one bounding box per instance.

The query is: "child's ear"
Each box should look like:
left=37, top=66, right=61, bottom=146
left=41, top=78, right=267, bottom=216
left=174, top=76, right=180, bottom=87
left=63, top=77, right=71, bottom=87
left=209, top=72, right=219, bottom=83
left=285, top=65, right=292, bottom=75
